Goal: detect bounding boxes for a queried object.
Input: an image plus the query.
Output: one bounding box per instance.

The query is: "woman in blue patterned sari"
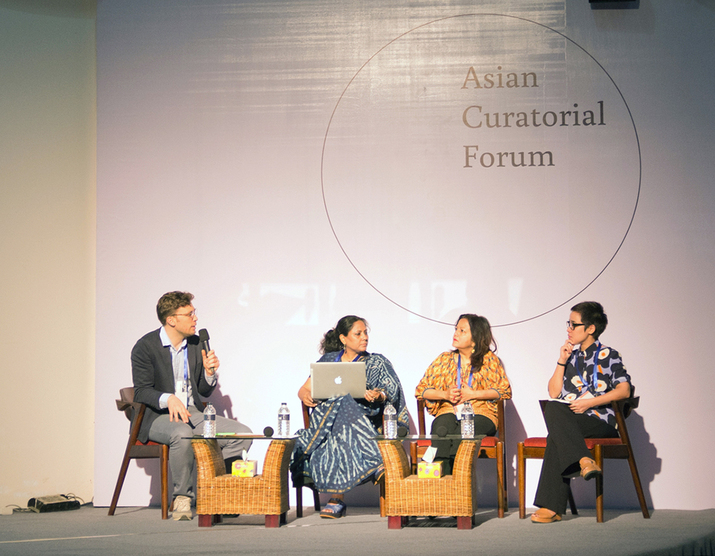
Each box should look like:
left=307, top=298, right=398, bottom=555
left=293, top=315, right=409, bottom=518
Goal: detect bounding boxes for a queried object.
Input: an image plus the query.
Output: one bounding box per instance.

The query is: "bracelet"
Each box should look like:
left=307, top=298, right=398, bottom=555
left=556, top=361, right=567, bottom=367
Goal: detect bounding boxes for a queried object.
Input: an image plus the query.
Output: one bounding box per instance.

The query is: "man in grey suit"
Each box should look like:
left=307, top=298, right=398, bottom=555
left=132, top=291, right=252, bottom=520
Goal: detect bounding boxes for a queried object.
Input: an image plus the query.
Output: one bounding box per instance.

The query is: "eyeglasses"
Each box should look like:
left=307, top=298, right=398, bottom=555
left=173, top=310, right=197, bottom=319
left=566, top=321, right=586, bottom=330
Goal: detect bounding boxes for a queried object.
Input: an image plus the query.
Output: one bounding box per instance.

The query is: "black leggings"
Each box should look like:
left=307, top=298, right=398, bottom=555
left=429, top=412, right=496, bottom=475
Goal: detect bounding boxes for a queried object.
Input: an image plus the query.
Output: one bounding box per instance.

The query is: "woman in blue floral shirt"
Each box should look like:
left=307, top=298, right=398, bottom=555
left=530, top=301, right=632, bottom=523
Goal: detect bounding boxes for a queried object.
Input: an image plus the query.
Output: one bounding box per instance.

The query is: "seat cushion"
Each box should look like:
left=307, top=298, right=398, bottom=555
left=523, top=437, right=547, bottom=448
left=480, top=436, right=498, bottom=448
left=585, top=437, right=623, bottom=448
left=522, top=437, right=623, bottom=449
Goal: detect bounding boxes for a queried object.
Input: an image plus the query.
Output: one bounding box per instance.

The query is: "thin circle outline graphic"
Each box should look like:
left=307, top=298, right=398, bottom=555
left=320, top=13, right=641, bottom=327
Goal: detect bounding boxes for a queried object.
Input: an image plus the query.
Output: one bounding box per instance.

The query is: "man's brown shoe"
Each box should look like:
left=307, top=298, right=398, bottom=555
left=580, top=457, right=602, bottom=481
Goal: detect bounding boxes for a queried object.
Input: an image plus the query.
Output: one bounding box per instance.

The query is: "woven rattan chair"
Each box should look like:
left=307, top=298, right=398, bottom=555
left=517, top=396, right=650, bottom=523
left=378, top=437, right=480, bottom=529
left=409, top=398, right=508, bottom=517
left=191, top=437, right=295, bottom=527
left=108, top=387, right=170, bottom=519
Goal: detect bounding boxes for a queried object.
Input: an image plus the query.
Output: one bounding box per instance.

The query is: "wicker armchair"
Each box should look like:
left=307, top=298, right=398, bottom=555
left=378, top=438, right=480, bottom=529
left=191, top=437, right=295, bottom=527
left=410, top=398, right=508, bottom=517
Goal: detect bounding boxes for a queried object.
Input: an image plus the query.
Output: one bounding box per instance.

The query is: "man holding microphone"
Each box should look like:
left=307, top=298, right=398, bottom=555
left=131, top=291, right=252, bottom=521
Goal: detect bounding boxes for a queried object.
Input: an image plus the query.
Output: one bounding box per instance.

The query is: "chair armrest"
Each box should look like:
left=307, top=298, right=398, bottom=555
left=378, top=440, right=411, bottom=481
left=261, top=439, right=295, bottom=484
left=452, top=440, right=478, bottom=482
left=117, top=399, right=144, bottom=423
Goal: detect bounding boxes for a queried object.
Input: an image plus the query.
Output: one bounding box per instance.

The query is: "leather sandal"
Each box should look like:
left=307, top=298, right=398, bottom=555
left=530, top=508, right=562, bottom=523
left=320, top=498, right=347, bottom=519
left=579, top=457, right=602, bottom=481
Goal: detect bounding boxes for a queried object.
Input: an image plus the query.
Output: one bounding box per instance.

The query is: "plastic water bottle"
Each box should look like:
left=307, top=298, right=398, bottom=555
left=383, top=401, right=397, bottom=439
left=203, top=402, right=216, bottom=438
left=460, top=402, right=474, bottom=438
left=278, top=402, right=291, bottom=437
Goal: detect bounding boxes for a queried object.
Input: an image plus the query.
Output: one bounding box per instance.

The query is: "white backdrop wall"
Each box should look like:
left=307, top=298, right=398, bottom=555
left=95, top=0, right=715, bottom=510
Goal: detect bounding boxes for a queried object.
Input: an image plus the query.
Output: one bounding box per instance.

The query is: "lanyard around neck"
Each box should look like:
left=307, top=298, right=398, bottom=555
left=575, top=342, right=601, bottom=392
left=456, top=354, right=473, bottom=389
left=183, top=349, right=189, bottom=385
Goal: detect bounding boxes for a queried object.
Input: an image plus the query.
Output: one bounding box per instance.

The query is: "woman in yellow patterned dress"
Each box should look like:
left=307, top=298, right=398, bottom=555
left=415, top=314, right=511, bottom=474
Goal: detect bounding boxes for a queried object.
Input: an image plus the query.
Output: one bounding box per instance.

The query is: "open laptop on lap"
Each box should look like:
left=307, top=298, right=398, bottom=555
left=310, top=362, right=366, bottom=401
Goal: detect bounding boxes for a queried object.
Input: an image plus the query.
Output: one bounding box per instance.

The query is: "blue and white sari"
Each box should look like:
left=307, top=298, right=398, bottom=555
left=292, top=351, right=409, bottom=494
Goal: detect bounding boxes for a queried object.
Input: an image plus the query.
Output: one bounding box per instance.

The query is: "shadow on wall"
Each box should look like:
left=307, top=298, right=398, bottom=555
left=208, top=383, right=235, bottom=421
left=569, top=409, right=660, bottom=509
left=135, top=459, right=167, bottom=508
left=510, top=403, right=661, bottom=511
left=504, top=400, right=528, bottom=509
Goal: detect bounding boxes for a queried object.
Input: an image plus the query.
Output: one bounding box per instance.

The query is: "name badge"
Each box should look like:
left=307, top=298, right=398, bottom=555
left=176, top=379, right=188, bottom=408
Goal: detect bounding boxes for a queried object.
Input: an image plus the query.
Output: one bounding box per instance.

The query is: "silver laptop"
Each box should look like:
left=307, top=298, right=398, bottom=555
left=310, top=362, right=366, bottom=400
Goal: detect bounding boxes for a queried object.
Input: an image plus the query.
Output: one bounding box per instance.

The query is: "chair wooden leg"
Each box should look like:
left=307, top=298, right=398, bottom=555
left=265, top=514, right=281, bottom=528
left=295, top=484, right=303, bottom=518
left=502, top=444, right=509, bottom=515
left=198, top=514, right=214, bottom=527
left=496, top=441, right=505, bottom=518
left=517, top=442, right=526, bottom=519
left=379, top=480, right=386, bottom=518
left=387, top=516, right=403, bottom=529
left=456, top=515, right=473, bottom=530
left=312, top=486, right=320, bottom=511
left=595, top=445, right=604, bottom=523
left=296, top=483, right=321, bottom=518
left=626, top=450, right=651, bottom=518
left=160, top=444, right=169, bottom=519
left=567, top=483, right=578, bottom=515
left=108, top=443, right=134, bottom=516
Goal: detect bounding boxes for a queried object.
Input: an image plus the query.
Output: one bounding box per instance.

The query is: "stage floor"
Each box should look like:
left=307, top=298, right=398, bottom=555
left=1, top=505, right=714, bottom=556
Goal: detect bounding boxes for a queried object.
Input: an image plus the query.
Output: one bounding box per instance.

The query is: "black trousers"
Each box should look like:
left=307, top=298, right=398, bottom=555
left=533, top=401, right=618, bottom=514
left=430, top=412, right=496, bottom=475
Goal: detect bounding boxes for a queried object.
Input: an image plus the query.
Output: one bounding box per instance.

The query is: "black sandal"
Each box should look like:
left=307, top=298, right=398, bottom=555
left=320, top=498, right=347, bottom=519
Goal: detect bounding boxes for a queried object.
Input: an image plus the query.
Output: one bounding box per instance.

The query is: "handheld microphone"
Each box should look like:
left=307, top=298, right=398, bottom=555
left=198, top=329, right=214, bottom=372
